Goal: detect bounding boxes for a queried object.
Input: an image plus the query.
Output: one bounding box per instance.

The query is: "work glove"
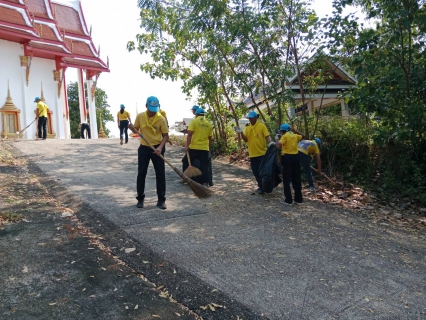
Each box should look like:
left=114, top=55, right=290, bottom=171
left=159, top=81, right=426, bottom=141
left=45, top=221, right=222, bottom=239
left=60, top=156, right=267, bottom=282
left=235, top=126, right=242, bottom=133
left=268, top=141, right=276, bottom=147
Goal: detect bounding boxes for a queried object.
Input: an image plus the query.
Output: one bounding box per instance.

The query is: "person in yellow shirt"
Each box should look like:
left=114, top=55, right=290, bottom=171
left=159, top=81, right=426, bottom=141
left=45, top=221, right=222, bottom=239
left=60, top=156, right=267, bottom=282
left=117, top=104, right=132, bottom=145
left=275, top=123, right=304, bottom=205
left=34, top=97, right=49, bottom=140
left=237, top=111, right=271, bottom=194
left=298, top=138, right=322, bottom=191
left=184, top=108, right=213, bottom=186
left=133, top=96, right=169, bottom=209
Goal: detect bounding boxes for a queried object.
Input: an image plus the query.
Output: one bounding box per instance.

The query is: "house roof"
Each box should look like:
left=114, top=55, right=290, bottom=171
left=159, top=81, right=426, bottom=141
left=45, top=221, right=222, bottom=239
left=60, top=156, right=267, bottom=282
left=0, top=0, right=109, bottom=72
left=243, top=53, right=356, bottom=110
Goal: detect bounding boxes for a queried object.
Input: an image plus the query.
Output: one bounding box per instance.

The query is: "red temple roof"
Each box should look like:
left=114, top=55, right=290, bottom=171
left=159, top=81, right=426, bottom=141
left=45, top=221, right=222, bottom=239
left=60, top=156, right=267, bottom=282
left=0, top=0, right=109, bottom=72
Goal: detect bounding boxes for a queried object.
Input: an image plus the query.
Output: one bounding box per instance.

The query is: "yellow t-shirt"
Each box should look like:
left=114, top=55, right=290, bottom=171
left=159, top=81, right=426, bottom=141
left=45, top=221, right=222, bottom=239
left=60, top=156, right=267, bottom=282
left=117, top=110, right=130, bottom=120
left=298, top=140, right=320, bottom=155
left=280, top=131, right=302, bottom=155
left=188, top=116, right=213, bottom=151
left=244, top=121, right=269, bottom=157
left=36, top=101, right=49, bottom=117
left=160, top=109, right=167, bottom=118
left=134, top=111, right=168, bottom=146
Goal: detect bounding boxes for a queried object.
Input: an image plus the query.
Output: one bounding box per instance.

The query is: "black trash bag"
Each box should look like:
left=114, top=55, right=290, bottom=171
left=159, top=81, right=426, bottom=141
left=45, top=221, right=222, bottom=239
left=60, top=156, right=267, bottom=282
left=259, top=144, right=282, bottom=193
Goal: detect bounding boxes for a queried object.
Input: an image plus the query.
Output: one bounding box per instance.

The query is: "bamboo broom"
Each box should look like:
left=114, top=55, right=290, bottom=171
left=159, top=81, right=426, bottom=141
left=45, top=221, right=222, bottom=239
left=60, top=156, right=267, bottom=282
left=183, top=151, right=202, bottom=178
left=128, top=124, right=213, bottom=199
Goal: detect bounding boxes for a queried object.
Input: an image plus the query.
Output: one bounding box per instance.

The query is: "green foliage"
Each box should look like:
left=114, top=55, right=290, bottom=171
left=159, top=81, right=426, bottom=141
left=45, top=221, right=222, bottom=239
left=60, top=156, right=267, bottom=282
left=67, top=82, right=113, bottom=138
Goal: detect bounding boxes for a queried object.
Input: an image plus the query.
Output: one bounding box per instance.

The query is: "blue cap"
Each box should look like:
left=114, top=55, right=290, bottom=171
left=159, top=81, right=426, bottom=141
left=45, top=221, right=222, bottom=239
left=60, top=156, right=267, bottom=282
left=34, top=97, right=41, bottom=102
left=280, top=123, right=290, bottom=131
left=247, top=111, right=258, bottom=119
left=314, top=138, right=321, bottom=145
left=191, top=105, right=199, bottom=111
left=146, top=96, right=160, bottom=112
left=120, top=104, right=125, bottom=109
left=195, top=108, right=205, bottom=115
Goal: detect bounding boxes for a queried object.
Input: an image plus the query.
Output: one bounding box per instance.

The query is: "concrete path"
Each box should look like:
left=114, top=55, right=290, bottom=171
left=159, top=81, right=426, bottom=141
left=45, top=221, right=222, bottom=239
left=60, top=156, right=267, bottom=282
left=13, top=139, right=426, bottom=319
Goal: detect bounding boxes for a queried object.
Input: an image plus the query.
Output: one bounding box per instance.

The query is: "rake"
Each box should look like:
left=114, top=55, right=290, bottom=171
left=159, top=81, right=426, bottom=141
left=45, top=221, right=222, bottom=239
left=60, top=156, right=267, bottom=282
left=310, top=166, right=335, bottom=185
left=128, top=124, right=213, bottom=199
left=183, top=151, right=202, bottom=178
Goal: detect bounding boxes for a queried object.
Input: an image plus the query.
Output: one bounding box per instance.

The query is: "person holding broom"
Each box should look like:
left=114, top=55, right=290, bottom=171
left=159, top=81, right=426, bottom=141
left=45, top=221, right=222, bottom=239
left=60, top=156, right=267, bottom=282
left=183, top=108, right=213, bottom=186
left=34, top=97, right=49, bottom=140
left=133, top=96, right=169, bottom=209
left=236, top=111, right=271, bottom=194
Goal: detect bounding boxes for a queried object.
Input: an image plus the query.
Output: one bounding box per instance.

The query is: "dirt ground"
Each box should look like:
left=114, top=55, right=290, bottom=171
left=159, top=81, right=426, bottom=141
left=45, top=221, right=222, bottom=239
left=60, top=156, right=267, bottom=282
left=0, top=141, right=426, bottom=320
left=0, top=142, right=198, bottom=319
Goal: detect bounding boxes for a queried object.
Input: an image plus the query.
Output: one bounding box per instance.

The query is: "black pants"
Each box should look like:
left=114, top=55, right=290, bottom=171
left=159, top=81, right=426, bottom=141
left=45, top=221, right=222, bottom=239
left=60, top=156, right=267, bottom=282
left=250, top=155, right=264, bottom=189
left=119, top=120, right=129, bottom=143
left=37, top=116, right=47, bottom=139
left=299, top=151, right=314, bottom=188
left=182, top=149, right=209, bottom=184
left=81, top=123, right=91, bottom=139
left=281, top=154, right=302, bottom=204
left=137, top=145, right=166, bottom=203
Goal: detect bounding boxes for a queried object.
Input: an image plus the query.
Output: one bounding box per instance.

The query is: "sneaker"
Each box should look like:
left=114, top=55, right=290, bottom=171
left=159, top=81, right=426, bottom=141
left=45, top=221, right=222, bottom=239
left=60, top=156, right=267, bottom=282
left=203, top=183, right=209, bottom=187
left=156, top=201, right=167, bottom=210
left=209, top=182, right=214, bottom=187
left=294, top=201, right=302, bottom=206
left=136, top=201, right=144, bottom=208
left=280, top=199, right=292, bottom=206
left=309, top=187, right=315, bottom=192
left=256, top=188, right=264, bottom=195
left=120, top=138, right=123, bottom=145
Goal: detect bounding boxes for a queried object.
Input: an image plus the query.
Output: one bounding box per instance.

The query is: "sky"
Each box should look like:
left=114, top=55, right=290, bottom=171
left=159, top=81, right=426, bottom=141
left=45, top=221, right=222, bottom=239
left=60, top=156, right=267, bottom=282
left=66, top=0, right=359, bottom=137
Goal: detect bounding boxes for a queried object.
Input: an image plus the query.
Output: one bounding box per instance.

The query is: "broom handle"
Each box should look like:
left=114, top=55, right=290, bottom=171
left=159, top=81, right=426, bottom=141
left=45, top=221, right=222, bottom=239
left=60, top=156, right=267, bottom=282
left=134, top=131, right=176, bottom=169
left=18, top=118, right=37, bottom=134
left=187, top=151, right=192, bottom=167
left=310, top=166, right=334, bottom=184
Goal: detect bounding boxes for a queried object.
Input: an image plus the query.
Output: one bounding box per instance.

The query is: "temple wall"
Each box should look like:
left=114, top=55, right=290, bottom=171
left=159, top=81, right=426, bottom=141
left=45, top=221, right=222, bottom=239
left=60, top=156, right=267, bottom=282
left=0, top=39, right=25, bottom=137
left=0, top=39, right=66, bottom=139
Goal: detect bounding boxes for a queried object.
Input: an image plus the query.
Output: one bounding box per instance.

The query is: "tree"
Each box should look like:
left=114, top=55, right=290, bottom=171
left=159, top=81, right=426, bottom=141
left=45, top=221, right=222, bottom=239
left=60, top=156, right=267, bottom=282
left=67, top=82, right=113, bottom=138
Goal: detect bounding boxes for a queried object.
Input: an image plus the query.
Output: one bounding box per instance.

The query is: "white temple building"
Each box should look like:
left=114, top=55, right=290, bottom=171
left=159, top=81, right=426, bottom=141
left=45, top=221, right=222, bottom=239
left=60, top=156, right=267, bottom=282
left=0, top=0, right=109, bottom=139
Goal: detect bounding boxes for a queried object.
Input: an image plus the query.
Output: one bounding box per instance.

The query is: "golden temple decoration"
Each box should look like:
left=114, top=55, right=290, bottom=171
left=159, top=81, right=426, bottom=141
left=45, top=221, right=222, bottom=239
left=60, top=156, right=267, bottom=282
left=98, top=114, right=107, bottom=138
left=20, top=53, right=32, bottom=86
left=53, top=70, right=60, bottom=81
left=20, top=55, right=29, bottom=67
left=54, top=69, right=66, bottom=98
left=0, top=81, right=21, bottom=139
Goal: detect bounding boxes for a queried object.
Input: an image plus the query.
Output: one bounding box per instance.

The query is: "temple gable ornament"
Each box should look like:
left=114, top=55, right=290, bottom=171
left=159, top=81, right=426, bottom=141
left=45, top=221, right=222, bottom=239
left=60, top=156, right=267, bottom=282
left=0, top=82, right=21, bottom=139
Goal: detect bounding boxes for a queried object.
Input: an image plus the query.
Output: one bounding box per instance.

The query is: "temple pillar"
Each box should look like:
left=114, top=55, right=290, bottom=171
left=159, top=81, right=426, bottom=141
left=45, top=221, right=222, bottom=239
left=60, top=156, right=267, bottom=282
left=77, top=68, right=87, bottom=124
left=62, top=72, right=71, bottom=139
left=341, top=99, right=350, bottom=117
left=86, top=77, right=99, bottom=139
left=20, top=58, right=31, bottom=139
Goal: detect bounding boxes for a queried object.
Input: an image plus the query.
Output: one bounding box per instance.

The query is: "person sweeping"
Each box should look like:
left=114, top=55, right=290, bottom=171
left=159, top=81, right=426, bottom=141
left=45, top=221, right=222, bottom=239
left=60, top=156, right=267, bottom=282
left=298, top=138, right=322, bottom=191
left=133, top=96, right=169, bottom=209
left=34, top=97, right=49, bottom=140
left=182, top=108, right=213, bottom=186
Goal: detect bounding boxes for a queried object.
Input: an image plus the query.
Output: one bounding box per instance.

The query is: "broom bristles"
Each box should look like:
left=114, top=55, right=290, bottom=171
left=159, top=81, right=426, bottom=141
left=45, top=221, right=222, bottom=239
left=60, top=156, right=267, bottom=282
left=173, top=168, right=213, bottom=199
left=183, top=166, right=202, bottom=178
